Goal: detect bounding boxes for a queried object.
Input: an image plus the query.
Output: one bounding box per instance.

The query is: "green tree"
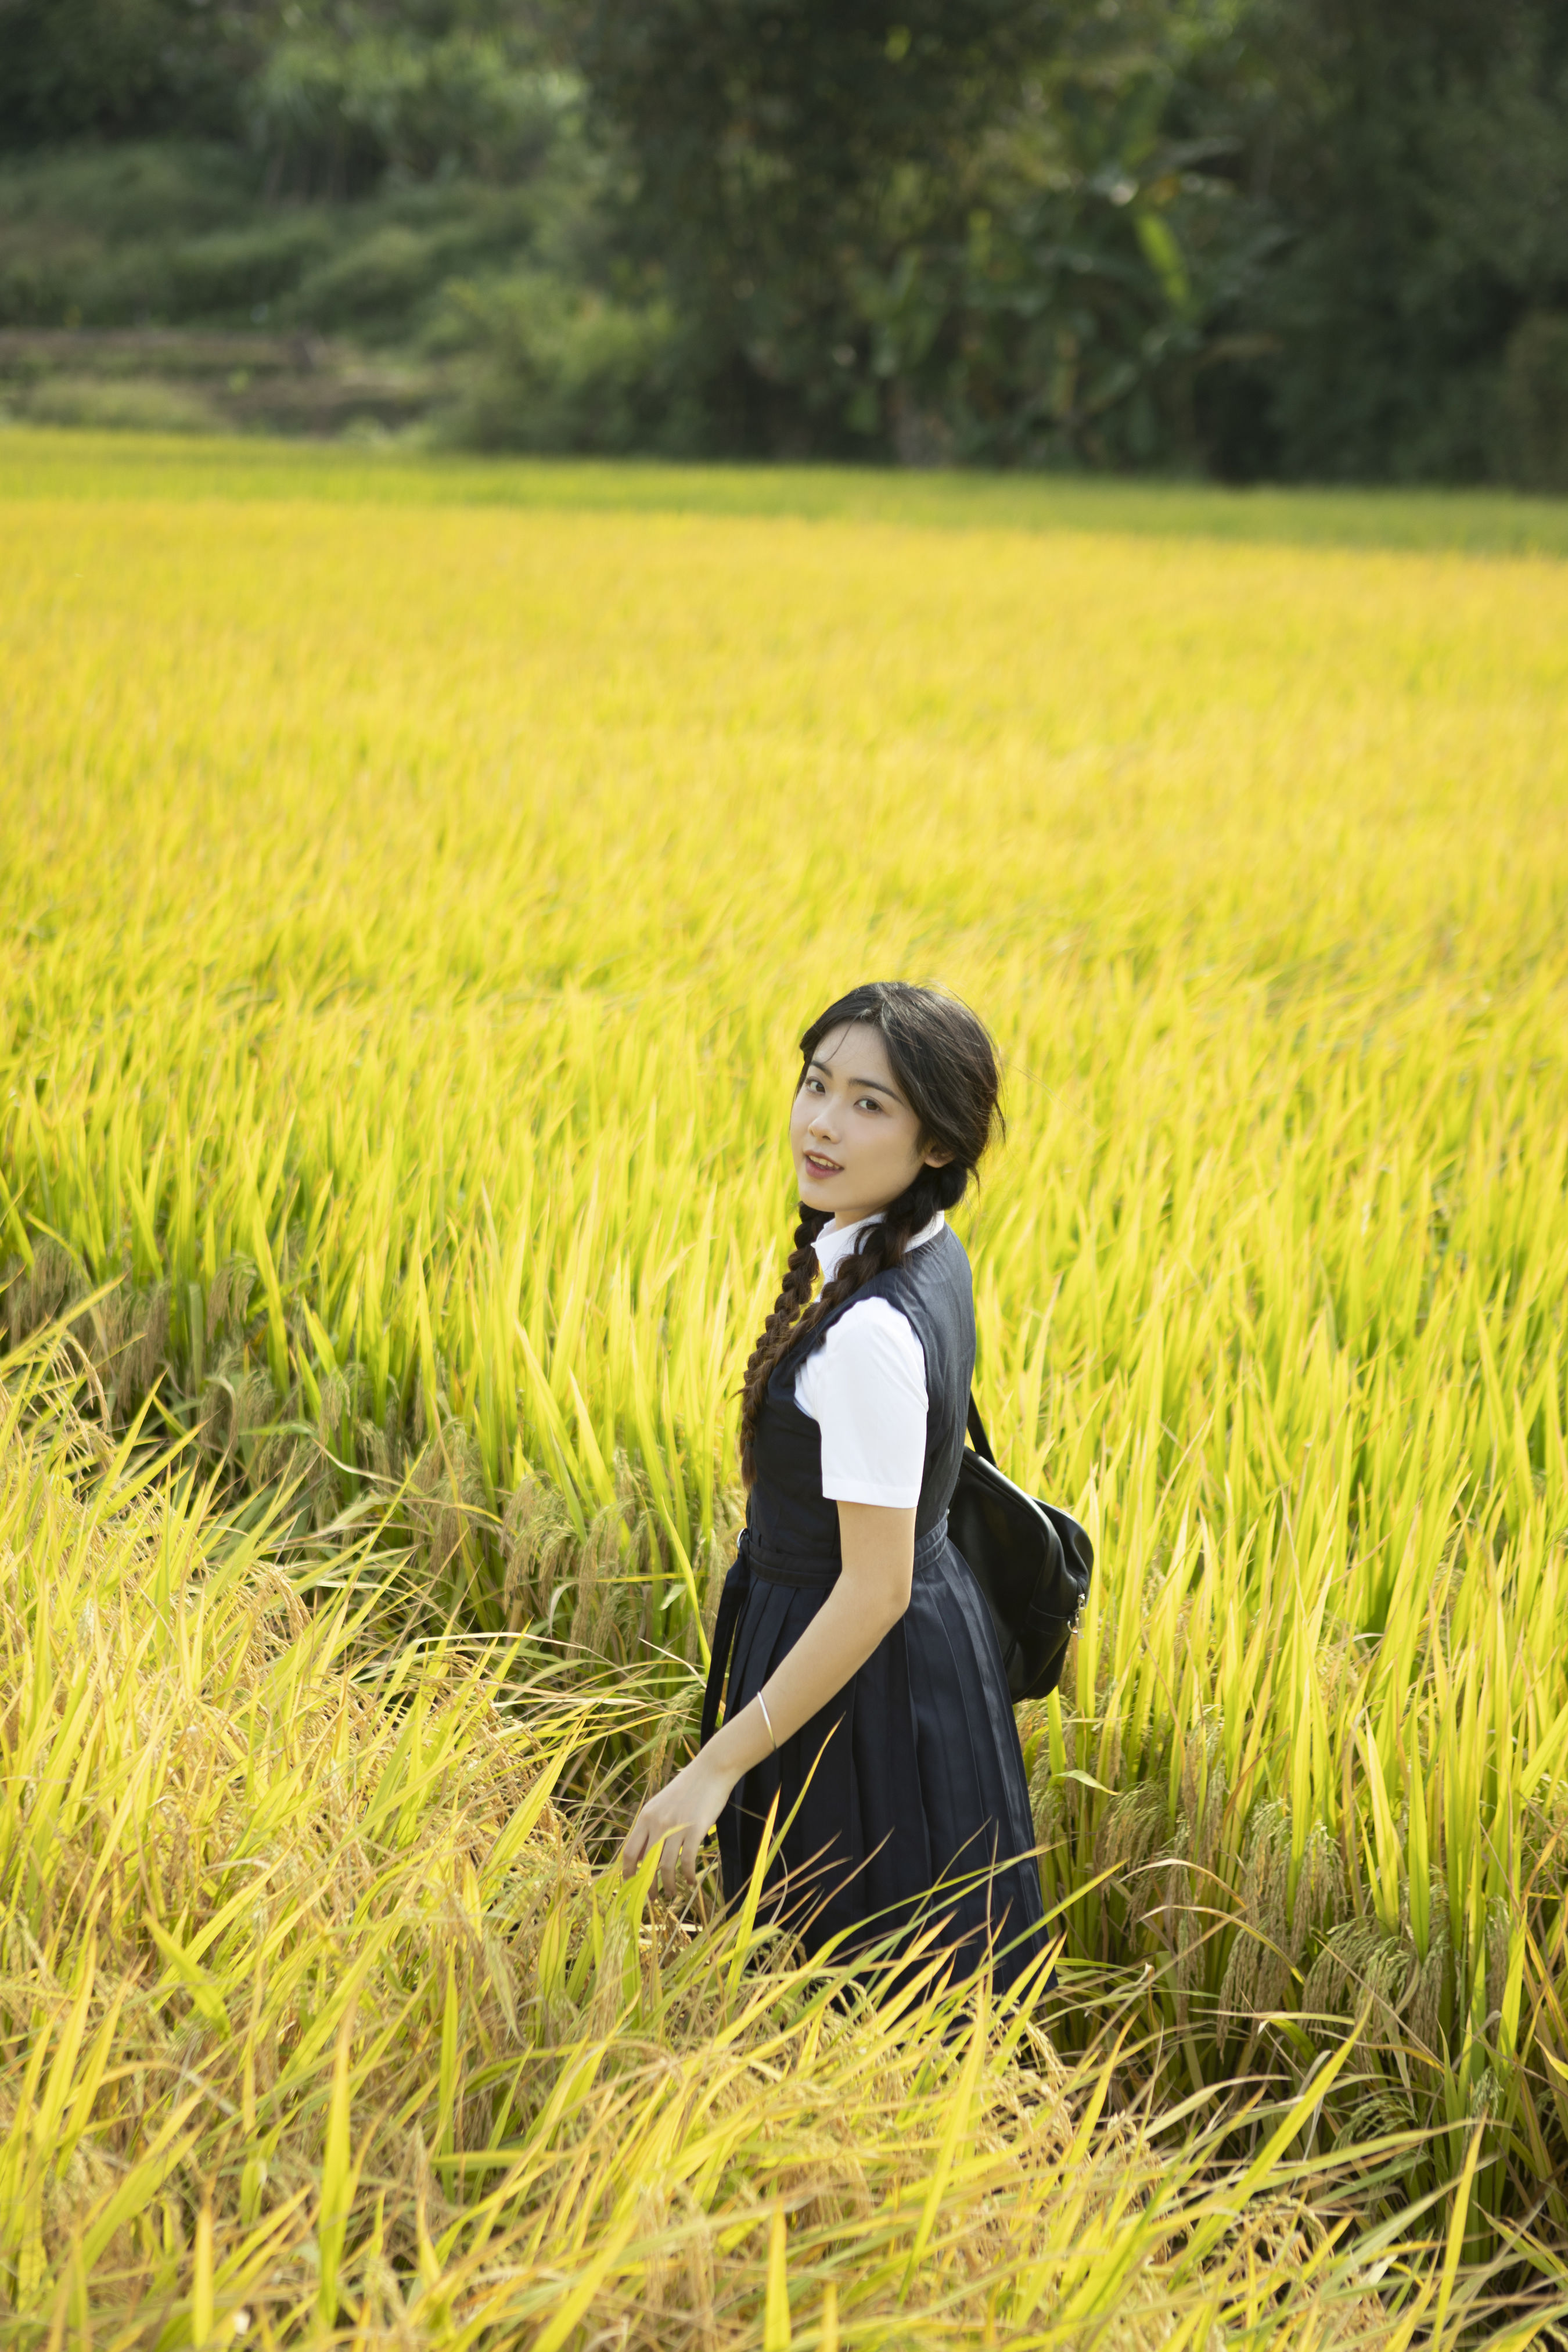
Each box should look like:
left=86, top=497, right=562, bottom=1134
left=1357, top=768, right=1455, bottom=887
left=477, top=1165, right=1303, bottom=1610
left=576, top=0, right=1057, bottom=452
left=578, top=0, right=1261, bottom=462
left=1200, top=0, right=1568, bottom=480
left=0, top=0, right=274, bottom=143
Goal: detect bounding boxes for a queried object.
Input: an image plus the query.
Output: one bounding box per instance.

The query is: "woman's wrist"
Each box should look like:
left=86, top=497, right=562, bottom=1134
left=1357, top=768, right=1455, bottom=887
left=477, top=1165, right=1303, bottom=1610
left=709, top=1693, right=776, bottom=1779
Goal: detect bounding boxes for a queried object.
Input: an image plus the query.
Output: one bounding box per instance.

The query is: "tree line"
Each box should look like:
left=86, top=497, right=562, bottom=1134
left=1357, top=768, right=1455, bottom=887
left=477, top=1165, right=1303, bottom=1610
left=3, top=0, right=1566, bottom=483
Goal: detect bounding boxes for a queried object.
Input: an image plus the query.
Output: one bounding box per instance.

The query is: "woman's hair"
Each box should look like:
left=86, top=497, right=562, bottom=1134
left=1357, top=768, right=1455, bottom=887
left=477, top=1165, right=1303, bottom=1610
left=738, top=981, right=1002, bottom=1487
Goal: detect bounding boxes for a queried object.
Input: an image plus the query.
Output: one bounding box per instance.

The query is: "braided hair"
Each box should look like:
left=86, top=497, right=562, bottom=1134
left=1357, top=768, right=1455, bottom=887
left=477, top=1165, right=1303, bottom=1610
left=738, top=983, right=1002, bottom=1488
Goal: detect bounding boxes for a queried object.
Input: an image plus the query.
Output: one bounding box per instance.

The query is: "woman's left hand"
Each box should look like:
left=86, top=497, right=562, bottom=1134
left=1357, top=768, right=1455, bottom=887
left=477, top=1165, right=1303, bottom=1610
left=621, top=1752, right=738, bottom=1897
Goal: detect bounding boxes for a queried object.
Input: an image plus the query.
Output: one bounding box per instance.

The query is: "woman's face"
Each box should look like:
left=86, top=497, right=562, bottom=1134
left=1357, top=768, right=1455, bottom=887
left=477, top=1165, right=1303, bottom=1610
left=789, top=1021, right=951, bottom=1229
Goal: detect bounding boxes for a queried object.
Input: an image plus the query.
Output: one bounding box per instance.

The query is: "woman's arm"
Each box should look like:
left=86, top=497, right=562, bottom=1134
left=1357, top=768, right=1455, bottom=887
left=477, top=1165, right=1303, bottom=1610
left=620, top=1501, right=915, bottom=1897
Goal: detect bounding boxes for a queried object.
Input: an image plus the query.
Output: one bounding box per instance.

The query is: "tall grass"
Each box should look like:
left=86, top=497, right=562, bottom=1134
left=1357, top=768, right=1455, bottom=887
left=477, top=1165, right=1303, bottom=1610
left=0, top=1357, right=1452, bottom=2346
left=4, top=441, right=1568, bottom=2295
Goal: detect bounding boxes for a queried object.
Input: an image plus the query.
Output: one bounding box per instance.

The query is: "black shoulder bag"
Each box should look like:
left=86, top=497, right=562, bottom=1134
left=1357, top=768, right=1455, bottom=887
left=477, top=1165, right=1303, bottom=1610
left=949, top=1397, right=1094, bottom=1704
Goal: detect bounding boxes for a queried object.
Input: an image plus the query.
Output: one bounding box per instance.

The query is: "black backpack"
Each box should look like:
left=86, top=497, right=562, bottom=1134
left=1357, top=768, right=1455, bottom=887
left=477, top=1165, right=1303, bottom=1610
left=949, top=1397, right=1094, bottom=1703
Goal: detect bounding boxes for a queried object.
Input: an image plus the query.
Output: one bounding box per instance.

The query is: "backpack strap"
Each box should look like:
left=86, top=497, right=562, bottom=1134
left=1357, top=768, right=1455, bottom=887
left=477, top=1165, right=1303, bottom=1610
left=965, top=1392, right=997, bottom=1466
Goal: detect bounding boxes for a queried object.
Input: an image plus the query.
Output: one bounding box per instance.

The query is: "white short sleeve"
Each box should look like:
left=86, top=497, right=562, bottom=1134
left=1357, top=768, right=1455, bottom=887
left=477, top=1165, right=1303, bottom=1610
left=793, top=1300, right=929, bottom=1507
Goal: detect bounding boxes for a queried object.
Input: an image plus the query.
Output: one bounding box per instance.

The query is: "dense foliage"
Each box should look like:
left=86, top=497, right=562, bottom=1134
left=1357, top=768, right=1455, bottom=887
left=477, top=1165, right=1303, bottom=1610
left=2, top=0, right=1566, bottom=478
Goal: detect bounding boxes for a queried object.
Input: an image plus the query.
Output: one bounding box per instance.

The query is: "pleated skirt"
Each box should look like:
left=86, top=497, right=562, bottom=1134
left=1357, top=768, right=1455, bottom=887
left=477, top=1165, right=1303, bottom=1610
left=710, top=1517, right=1049, bottom=1994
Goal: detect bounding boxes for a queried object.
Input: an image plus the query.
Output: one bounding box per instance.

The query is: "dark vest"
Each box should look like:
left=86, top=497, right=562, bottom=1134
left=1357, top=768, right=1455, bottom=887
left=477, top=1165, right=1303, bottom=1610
left=747, top=1224, right=975, bottom=1576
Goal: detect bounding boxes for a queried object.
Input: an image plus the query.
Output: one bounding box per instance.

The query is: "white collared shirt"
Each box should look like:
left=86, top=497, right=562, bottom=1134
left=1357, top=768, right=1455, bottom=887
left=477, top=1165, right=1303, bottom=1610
left=792, top=1211, right=945, bottom=1508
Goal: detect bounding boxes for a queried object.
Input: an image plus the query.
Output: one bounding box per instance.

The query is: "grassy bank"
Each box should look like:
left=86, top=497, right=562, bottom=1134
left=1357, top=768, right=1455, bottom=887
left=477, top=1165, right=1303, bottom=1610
left=7, top=425, right=1568, bottom=553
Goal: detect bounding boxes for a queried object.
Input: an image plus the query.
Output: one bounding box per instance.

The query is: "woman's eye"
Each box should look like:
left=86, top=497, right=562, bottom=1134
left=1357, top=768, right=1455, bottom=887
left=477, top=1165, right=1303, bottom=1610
left=855, top=1096, right=883, bottom=1114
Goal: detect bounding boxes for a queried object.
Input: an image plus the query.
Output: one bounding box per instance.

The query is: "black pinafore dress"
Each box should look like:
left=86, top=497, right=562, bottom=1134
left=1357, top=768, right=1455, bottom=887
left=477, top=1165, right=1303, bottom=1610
left=702, top=1225, right=1048, bottom=1992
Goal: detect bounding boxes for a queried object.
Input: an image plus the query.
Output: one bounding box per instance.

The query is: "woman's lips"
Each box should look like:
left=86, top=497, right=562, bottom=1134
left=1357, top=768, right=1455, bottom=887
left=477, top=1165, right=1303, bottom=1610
left=804, top=1152, right=842, bottom=1174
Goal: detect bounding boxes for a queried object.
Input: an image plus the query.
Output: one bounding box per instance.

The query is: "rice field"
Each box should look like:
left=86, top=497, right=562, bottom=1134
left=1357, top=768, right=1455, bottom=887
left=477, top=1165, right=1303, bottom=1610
left=3, top=426, right=1568, bottom=2342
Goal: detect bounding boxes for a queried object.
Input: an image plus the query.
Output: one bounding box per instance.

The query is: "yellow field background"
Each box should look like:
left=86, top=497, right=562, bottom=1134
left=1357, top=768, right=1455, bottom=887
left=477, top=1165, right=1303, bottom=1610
left=3, top=430, right=1568, bottom=2343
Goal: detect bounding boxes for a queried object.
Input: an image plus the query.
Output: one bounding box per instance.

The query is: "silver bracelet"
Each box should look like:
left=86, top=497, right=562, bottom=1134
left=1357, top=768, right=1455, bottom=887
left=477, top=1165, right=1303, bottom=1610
left=756, top=1691, right=779, bottom=1753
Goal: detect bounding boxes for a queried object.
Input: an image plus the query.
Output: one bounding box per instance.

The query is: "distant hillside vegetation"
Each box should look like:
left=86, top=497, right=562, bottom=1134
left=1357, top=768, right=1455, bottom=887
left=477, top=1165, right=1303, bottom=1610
left=0, top=121, right=676, bottom=447
left=0, top=3, right=679, bottom=451
left=1, top=0, right=1566, bottom=480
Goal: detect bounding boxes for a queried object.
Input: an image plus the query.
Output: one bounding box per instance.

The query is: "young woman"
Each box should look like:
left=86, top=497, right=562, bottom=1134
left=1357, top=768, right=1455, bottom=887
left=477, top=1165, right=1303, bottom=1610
left=621, top=981, right=1048, bottom=1993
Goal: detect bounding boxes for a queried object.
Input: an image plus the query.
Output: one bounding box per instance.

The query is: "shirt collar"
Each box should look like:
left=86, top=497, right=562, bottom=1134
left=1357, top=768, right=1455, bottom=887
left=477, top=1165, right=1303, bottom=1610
left=813, top=1209, right=945, bottom=1281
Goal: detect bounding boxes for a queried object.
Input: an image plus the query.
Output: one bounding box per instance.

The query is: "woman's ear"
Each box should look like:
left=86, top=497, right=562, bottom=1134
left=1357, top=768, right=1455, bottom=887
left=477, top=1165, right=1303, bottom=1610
left=922, top=1142, right=956, bottom=1169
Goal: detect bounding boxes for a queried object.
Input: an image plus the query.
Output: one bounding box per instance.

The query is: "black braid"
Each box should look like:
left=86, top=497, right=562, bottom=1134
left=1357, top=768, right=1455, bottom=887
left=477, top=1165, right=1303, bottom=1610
left=738, top=1204, right=830, bottom=1487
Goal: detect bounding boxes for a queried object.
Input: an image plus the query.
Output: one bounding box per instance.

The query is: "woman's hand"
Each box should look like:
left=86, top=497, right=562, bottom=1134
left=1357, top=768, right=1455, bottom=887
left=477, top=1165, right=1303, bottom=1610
left=621, top=1750, right=739, bottom=1897
left=621, top=1507, right=915, bottom=1901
